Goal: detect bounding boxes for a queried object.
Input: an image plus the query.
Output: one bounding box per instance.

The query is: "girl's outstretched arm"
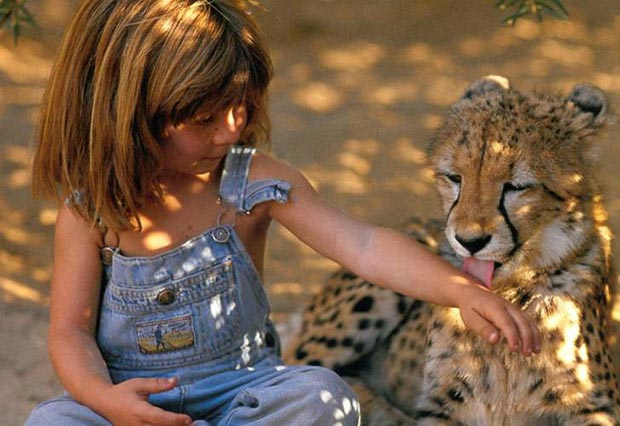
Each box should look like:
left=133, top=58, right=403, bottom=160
left=254, top=154, right=540, bottom=355
left=48, top=206, right=193, bottom=426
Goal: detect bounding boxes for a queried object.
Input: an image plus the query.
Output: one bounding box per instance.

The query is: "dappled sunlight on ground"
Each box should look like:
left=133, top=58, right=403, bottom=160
left=0, top=277, right=48, bottom=305
left=0, top=44, right=51, bottom=85
left=293, top=81, right=345, bottom=113
left=1, top=0, right=619, bottom=424
left=0, top=2, right=74, bottom=422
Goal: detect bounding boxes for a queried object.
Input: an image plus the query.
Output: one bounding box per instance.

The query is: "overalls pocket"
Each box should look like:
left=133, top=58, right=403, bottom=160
left=97, top=257, right=242, bottom=369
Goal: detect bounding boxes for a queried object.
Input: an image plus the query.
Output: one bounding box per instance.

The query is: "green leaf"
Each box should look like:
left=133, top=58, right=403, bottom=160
left=549, top=0, right=569, bottom=16
left=538, top=2, right=568, bottom=20
left=502, top=7, right=530, bottom=25
left=12, top=20, right=20, bottom=44
left=0, top=0, right=35, bottom=43
left=497, top=0, right=570, bottom=24
left=18, top=4, right=36, bottom=26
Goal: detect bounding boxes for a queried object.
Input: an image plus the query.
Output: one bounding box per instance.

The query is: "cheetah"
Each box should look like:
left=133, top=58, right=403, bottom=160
left=285, top=76, right=620, bottom=425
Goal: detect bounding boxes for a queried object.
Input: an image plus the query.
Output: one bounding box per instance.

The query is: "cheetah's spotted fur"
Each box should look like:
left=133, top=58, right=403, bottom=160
left=286, top=77, right=620, bottom=425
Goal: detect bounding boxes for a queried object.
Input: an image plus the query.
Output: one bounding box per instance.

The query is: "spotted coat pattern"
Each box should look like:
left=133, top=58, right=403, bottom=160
left=285, top=77, right=620, bottom=425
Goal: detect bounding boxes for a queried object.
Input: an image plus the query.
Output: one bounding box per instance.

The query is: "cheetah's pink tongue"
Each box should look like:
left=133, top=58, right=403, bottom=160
left=463, top=257, right=495, bottom=289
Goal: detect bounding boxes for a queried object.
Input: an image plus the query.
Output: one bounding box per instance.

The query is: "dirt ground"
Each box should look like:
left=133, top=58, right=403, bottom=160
left=1, top=1, right=619, bottom=424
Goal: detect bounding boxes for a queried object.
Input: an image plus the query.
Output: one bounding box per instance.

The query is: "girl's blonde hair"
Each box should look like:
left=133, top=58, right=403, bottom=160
left=32, top=0, right=273, bottom=231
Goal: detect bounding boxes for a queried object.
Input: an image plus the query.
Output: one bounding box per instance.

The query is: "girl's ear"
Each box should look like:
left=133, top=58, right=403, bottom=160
left=567, top=84, right=608, bottom=126
left=461, top=75, right=510, bottom=100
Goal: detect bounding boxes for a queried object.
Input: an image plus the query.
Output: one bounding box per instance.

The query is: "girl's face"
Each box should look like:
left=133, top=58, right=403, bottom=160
left=160, top=105, right=248, bottom=176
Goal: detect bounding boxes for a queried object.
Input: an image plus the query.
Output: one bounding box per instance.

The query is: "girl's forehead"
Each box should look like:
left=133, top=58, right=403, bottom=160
left=193, top=98, right=245, bottom=116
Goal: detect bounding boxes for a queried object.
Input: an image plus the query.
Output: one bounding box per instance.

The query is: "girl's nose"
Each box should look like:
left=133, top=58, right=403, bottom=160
left=212, top=105, right=247, bottom=146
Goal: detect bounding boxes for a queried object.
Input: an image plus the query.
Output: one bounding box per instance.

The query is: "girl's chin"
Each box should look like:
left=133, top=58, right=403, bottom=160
left=191, top=157, right=224, bottom=173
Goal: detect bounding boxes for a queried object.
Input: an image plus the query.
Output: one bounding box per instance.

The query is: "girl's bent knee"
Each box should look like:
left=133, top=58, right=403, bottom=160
left=304, top=367, right=355, bottom=394
left=301, top=367, right=361, bottom=425
left=221, top=366, right=361, bottom=426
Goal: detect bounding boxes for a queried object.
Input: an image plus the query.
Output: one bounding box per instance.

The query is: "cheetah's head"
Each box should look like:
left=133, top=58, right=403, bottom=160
left=429, top=76, right=610, bottom=287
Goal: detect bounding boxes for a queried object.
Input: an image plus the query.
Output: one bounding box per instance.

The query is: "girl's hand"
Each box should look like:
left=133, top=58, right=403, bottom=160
left=102, top=377, right=192, bottom=426
left=456, top=284, right=541, bottom=356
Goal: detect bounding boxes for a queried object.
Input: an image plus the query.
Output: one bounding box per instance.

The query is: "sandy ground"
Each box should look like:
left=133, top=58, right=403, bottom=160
left=1, top=1, right=619, bottom=424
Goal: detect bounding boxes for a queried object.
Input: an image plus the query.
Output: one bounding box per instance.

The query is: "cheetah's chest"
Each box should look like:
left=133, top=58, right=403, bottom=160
left=423, top=291, right=599, bottom=413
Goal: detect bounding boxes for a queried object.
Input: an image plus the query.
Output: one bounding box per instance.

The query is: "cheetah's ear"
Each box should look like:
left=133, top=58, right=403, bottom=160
left=567, top=84, right=608, bottom=125
left=461, top=75, right=510, bottom=100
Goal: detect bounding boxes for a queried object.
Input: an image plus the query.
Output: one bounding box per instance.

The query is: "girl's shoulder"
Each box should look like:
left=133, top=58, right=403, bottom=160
left=248, top=151, right=308, bottom=188
left=55, top=203, right=105, bottom=249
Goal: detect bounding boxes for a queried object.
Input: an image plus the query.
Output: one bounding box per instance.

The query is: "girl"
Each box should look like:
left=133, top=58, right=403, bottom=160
left=26, top=1, right=540, bottom=425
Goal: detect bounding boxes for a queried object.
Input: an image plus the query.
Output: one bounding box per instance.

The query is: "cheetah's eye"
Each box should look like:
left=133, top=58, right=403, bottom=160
left=444, top=173, right=462, bottom=184
left=503, top=182, right=534, bottom=192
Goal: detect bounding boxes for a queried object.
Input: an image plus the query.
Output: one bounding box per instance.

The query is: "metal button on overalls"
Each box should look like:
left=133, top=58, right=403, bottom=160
left=100, top=247, right=115, bottom=265
left=157, top=289, right=176, bottom=305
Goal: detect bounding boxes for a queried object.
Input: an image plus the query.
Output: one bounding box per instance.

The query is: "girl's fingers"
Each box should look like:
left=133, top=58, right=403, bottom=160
left=463, top=307, right=503, bottom=345
left=128, top=377, right=179, bottom=396
left=473, top=303, right=521, bottom=351
left=463, top=287, right=541, bottom=355
left=506, top=307, right=533, bottom=355
left=481, top=323, right=500, bottom=344
left=506, top=306, right=541, bottom=355
left=111, top=378, right=192, bottom=425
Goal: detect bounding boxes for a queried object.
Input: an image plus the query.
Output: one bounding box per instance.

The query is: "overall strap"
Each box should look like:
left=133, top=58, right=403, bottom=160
left=219, top=145, right=257, bottom=213
left=244, top=179, right=290, bottom=211
left=219, top=145, right=291, bottom=215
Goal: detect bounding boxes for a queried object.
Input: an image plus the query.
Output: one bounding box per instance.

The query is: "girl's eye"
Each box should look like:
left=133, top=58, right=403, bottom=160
left=503, top=182, right=534, bottom=192
left=445, top=173, right=462, bottom=184
left=198, top=116, right=213, bottom=124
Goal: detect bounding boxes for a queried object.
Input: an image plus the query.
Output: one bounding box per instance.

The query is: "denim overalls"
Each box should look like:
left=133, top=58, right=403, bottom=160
left=26, top=147, right=360, bottom=426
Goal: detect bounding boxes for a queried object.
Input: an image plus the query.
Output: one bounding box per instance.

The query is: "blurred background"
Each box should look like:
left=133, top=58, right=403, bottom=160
left=1, top=1, right=618, bottom=424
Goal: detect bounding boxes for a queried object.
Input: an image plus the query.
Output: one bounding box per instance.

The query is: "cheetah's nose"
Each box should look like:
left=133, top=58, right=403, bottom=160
left=455, top=234, right=492, bottom=255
